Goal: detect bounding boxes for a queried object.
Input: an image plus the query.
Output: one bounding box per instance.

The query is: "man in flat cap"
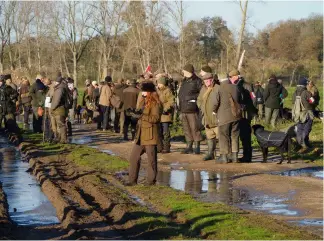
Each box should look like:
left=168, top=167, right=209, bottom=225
left=229, top=69, right=257, bottom=163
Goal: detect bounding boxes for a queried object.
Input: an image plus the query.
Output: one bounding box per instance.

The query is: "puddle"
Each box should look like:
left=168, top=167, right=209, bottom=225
left=272, top=166, right=323, bottom=179
left=69, top=136, right=93, bottom=145
left=156, top=169, right=301, bottom=217
left=101, top=150, right=116, bottom=156
left=0, top=137, right=59, bottom=226
left=290, top=219, right=323, bottom=226
left=87, top=144, right=116, bottom=156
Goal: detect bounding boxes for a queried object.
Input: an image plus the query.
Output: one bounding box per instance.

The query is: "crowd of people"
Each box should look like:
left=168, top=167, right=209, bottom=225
left=0, top=65, right=320, bottom=185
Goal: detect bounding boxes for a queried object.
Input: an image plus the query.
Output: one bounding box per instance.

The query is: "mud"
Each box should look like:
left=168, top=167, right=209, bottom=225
left=69, top=125, right=324, bottom=236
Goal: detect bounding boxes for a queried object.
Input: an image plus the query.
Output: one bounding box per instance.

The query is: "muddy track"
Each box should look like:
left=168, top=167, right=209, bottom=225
left=18, top=143, right=197, bottom=240
left=0, top=182, right=14, bottom=239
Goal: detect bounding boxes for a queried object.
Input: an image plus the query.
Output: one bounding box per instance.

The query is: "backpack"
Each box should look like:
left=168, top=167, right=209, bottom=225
left=292, top=95, right=307, bottom=123
left=255, top=88, right=264, bottom=104
left=228, top=92, right=242, bottom=119
left=65, top=88, right=74, bottom=110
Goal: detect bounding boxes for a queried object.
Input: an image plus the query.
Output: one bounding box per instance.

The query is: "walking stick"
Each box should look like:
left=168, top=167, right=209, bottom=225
left=42, top=108, right=46, bottom=143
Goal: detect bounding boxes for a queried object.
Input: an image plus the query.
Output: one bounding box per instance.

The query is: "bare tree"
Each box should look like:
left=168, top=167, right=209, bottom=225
left=54, top=1, right=94, bottom=87
left=91, top=0, right=125, bottom=79
left=235, top=0, right=248, bottom=66
left=0, top=1, right=17, bottom=72
left=164, top=0, right=186, bottom=70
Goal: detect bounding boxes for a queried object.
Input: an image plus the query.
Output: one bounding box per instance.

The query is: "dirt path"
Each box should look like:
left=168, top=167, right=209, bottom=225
left=72, top=124, right=319, bottom=174
left=70, top=124, right=323, bottom=236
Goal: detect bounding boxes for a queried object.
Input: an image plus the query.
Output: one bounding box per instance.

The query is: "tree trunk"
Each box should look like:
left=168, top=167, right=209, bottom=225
left=27, top=39, right=32, bottom=70
left=37, top=40, right=41, bottom=72
left=97, top=51, right=102, bottom=81
left=220, top=50, right=223, bottom=73
left=289, top=65, right=298, bottom=87
left=73, top=51, right=77, bottom=87
left=18, top=46, right=22, bottom=69
left=235, top=0, right=248, bottom=66
left=8, top=46, right=14, bottom=70
left=62, top=46, right=70, bottom=78
left=226, top=45, right=229, bottom=72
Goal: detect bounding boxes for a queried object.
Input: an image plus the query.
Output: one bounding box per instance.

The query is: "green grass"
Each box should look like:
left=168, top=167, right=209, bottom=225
left=21, top=129, right=128, bottom=172
left=66, top=145, right=128, bottom=172
left=130, top=185, right=317, bottom=240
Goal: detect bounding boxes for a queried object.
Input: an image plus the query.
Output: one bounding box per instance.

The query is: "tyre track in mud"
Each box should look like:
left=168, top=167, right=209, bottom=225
left=20, top=143, right=195, bottom=240
left=0, top=182, right=13, bottom=239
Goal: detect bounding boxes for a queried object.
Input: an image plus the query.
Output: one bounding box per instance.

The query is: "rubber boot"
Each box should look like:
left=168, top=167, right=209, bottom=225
left=231, top=152, right=239, bottom=163
left=181, top=141, right=193, bottom=154
left=203, top=139, right=215, bottom=161
left=216, top=154, right=228, bottom=164
left=193, top=141, right=200, bottom=154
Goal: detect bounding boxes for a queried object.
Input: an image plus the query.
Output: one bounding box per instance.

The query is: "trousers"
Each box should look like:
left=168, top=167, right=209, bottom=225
left=129, top=144, right=157, bottom=185
left=181, top=112, right=202, bottom=142
left=218, top=121, right=239, bottom=155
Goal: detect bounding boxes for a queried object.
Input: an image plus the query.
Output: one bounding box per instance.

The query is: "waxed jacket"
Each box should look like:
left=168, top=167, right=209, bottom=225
left=134, top=100, right=161, bottom=146
left=157, top=86, right=174, bottom=123
left=197, top=83, right=219, bottom=128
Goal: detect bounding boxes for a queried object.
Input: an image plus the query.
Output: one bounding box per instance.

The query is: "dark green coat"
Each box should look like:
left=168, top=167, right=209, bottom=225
left=0, top=85, right=18, bottom=115
left=263, top=79, right=288, bottom=109
left=30, top=80, right=48, bottom=107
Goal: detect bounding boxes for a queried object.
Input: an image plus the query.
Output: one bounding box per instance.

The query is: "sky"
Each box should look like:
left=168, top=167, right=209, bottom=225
left=181, top=0, right=323, bottom=35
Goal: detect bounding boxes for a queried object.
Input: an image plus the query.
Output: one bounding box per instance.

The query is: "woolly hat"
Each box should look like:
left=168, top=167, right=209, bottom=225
left=92, top=81, right=98, bottom=86
left=269, top=74, right=277, bottom=81
left=105, top=76, right=112, bottom=83
left=141, top=81, right=156, bottom=92
left=183, top=63, right=194, bottom=73
left=228, top=69, right=240, bottom=77
left=298, top=77, right=308, bottom=86
left=67, top=77, right=74, bottom=84
left=201, top=65, right=212, bottom=74
left=157, top=76, right=167, bottom=85
left=0, top=74, right=11, bottom=81
left=202, top=73, right=213, bottom=80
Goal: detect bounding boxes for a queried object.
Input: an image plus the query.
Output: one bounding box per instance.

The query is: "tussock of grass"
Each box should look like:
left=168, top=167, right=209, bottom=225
left=66, top=146, right=128, bottom=172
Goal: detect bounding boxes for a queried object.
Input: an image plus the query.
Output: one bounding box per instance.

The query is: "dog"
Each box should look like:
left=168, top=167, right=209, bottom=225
left=75, top=105, right=82, bottom=124
left=252, top=124, right=296, bottom=164
left=282, top=108, right=292, bottom=121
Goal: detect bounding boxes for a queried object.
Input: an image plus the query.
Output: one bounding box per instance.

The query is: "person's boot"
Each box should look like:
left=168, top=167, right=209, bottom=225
left=181, top=141, right=193, bottom=154
left=231, top=152, right=239, bottom=163
left=239, top=155, right=252, bottom=163
left=193, top=141, right=200, bottom=154
left=203, top=139, right=215, bottom=161
left=216, top=154, right=228, bottom=164
left=123, top=133, right=129, bottom=141
left=161, top=142, right=171, bottom=153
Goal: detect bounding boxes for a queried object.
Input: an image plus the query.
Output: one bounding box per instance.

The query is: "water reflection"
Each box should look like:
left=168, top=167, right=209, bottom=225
left=157, top=169, right=300, bottom=217
left=0, top=138, right=59, bottom=226
left=272, top=167, right=324, bottom=179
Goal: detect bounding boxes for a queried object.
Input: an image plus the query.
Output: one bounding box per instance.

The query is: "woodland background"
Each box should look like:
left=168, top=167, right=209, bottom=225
left=0, top=1, right=322, bottom=87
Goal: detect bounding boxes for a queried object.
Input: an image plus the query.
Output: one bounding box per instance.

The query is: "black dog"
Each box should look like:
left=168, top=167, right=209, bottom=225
left=67, top=121, right=72, bottom=137
left=75, top=105, right=82, bottom=124
left=252, top=124, right=296, bottom=164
